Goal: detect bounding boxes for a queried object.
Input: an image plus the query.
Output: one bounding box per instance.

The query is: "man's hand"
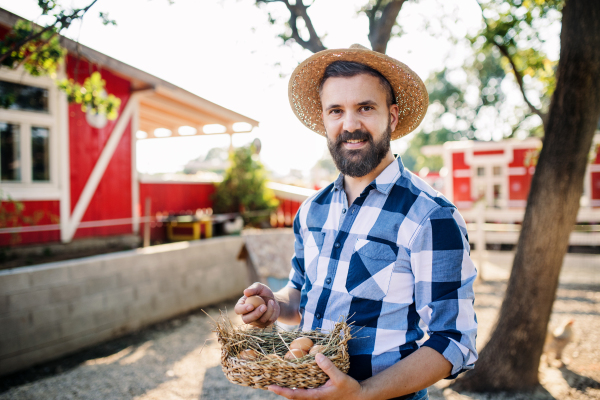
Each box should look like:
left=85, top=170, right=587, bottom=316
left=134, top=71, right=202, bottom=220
left=267, top=353, right=366, bottom=400
left=234, top=282, right=280, bottom=328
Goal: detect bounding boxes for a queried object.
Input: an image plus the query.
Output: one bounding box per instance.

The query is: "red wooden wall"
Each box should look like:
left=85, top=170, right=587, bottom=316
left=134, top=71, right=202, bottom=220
left=275, top=198, right=302, bottom=227
left=508, top=148, right=535, bottom=202
left=139, top=182, right=216, bottom=242
left=66, top=56, right=133, bottom=239
left=452, top=152, right=471, bottom=203
left=0, top=201, right=60, bottom=246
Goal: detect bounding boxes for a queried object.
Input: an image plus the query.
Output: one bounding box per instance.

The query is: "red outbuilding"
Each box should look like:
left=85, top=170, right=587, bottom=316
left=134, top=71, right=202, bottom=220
left=422, top=134, right=600, bottom=209
left=0, top=8, right=258, bottom=248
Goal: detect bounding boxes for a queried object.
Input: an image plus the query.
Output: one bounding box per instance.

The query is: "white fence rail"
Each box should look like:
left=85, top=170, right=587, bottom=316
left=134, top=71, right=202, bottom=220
left=461, top=206, right=600, bottom=248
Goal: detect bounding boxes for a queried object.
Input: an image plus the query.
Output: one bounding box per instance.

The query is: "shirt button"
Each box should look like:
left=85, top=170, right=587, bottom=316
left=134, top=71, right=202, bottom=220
left=325, top=278, right=332, bottom=284
left=342, top=208, right=346, bottom=214
left=315, top=313, right=322, bottom=319
left=334, top=242, right=340, bottom=248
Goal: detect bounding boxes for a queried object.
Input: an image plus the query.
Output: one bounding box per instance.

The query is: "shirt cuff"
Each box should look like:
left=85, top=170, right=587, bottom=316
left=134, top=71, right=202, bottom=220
left=421, top=333, right=474, bottom=379
left=286, top=279, right=302, bottom=291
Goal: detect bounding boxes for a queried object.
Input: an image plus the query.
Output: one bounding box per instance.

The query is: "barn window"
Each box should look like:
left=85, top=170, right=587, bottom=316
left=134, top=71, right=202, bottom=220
left=31, top=126, right=50, bottom=181
left=0, top=122, right=21, bottom=181
left=0, top=80, right=49, bottom=113
left=0, top=70, right=58, bottom=196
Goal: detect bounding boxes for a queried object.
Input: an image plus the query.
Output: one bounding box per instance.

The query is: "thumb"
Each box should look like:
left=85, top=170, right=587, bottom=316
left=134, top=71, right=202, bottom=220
left=315, top=353, right=346, bottom=383
left=243, top=283, right=262, bottom=297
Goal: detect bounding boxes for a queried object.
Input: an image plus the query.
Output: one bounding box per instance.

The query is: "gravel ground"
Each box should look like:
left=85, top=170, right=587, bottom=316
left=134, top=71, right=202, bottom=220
left=1, top=254, right=599, bottom=400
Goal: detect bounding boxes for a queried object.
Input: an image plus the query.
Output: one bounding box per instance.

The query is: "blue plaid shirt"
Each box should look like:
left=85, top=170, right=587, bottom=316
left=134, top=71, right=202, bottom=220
left=286, top=157, right=478, bottom=380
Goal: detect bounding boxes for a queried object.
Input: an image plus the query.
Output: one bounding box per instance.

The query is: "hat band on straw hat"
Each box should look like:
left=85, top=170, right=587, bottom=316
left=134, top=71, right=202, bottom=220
left=288, top=44, right=429, bottom=141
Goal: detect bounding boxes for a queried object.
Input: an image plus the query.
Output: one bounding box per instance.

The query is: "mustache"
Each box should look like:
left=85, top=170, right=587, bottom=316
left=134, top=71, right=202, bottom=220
left=335, top=130, right=373, bottom=145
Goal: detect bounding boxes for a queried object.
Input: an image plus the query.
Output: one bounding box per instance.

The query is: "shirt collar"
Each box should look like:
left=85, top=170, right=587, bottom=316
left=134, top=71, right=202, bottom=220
left=333, top=156, right=405, bottom=195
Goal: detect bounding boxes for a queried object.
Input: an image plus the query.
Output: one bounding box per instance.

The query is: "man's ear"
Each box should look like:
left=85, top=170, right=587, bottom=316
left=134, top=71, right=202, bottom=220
left=389, top=104, right=400, bottom=131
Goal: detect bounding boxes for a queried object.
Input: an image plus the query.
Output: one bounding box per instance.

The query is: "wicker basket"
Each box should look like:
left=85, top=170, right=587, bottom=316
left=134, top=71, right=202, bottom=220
left=217, top=318, right=351, bottom=390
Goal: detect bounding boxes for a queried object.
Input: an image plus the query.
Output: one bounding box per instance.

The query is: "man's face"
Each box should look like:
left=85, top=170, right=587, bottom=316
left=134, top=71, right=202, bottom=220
left=320, top=74, right=399, bottom=177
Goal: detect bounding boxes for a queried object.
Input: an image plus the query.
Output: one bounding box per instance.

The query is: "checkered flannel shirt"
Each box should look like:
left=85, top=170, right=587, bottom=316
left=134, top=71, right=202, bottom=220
left=286, top=157, right=478, bottom=381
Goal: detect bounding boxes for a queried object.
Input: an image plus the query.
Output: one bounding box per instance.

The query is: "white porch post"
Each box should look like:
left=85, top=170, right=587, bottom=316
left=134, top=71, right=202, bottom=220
left=64, top=93, right=140, bottom=242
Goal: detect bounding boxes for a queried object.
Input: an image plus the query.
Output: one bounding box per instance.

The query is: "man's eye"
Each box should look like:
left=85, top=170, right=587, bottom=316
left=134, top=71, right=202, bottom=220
left=330, top=109, right=342, bottom=114
left=360, top=106, right=373, bottom=111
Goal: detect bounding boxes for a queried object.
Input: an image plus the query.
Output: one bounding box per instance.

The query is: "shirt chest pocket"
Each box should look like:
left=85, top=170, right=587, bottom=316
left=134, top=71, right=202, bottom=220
left=304, top=231, right=325, bottom=284
left=346, top=239, right=398, bottom=301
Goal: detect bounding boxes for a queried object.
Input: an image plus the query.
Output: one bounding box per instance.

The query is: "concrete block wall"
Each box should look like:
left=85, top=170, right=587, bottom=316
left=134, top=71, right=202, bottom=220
left=0, top=236, right=248, bottom=376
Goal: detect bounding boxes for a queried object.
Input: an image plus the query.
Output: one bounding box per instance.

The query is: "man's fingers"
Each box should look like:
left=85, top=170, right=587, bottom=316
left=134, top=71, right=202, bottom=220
left=259, top=300, right=275, bottom=324
left=240, top=304, right=267, bottom=324
left=267, top=385, right=312, bottom=399
left=233, top=296, right=249, bottom=315
left=243, top=282, right=263, bottom=298
left=315, top=353, right=345, bottom=383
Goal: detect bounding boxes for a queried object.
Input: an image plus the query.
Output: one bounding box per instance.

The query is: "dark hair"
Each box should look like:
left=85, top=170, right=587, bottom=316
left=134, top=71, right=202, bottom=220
left=318, top=61, right=396, bottom=107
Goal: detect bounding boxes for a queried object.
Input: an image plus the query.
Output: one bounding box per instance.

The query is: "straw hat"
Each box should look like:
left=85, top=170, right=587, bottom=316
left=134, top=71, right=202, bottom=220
left=288, top=44, right=429, bottom=140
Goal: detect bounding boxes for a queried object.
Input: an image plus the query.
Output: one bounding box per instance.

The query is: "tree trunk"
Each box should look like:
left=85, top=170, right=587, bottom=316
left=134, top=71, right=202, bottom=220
left=453, top=0, right=600, bottom=392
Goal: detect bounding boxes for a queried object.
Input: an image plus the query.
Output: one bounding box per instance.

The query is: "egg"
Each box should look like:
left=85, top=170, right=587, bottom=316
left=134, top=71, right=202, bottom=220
left=284, top=348, right=307, bottom=360
left=245, top=295, right=265, bottom=310
left=238, top=349, right=260, bottom=360
left=290, top=337, right=313, bottom=352
left=309, top=345, right=326, bottom=355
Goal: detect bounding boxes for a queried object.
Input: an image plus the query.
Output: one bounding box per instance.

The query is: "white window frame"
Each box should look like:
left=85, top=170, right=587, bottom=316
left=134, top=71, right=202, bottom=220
left=0, top=67, right=61, bottom=200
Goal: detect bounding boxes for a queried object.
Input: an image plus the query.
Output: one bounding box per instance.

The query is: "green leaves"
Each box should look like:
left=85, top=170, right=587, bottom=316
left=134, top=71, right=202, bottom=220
left=0, top=20, right=66, bottom=77
left=57, top=72, right=122, bottom=120
left=212, top=145, right=278, bottom=225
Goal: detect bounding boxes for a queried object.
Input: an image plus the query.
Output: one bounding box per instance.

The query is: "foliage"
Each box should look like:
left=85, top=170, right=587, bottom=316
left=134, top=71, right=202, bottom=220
left=403, top=0, right=562, bottom=171
left=0, top=190, right=57, bottom=246
left=0, top=1, right=122, bottom=120
left=0, top=20, right=66, bottom=77
left=212, top=145, right=279, bottom=225
left=57, top=72, right=122, bottom=120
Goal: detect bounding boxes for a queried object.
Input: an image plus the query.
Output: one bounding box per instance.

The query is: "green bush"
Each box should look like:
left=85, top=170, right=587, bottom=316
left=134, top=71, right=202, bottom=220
left=211, top=145, right=278, bottom=226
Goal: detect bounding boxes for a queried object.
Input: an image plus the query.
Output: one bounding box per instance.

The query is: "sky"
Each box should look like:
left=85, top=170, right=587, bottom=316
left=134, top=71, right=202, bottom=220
left=1, top=0, right=487, bottom=176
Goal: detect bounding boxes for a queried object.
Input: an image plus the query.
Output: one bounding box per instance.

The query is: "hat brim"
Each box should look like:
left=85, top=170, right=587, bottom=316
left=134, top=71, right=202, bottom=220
left=288, top=47, right=429, bottom=141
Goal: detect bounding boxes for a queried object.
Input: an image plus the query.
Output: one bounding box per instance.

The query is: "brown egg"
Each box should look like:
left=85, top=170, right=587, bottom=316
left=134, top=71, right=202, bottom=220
left=245, top=295, right=265, bottom=311
left=290, top=337, right=313, bottom=352
left=309, top=345, right=326, bottom=356
left=284, top=348, right=307, bottom=360
left=238, top=349, right=260, bottom=360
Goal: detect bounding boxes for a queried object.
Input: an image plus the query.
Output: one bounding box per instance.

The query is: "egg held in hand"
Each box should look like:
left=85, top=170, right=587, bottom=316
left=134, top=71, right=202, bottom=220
left=245, top=295, right=266, bottom=311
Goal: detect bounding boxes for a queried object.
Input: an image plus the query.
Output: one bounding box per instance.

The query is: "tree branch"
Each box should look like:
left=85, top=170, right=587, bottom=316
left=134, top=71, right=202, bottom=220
left=286, top=0, right=326, bottom=53
left=494, top=41, right=547, bottom=126
left=0, top=0, right=98, bottom=65
left=476, top=0, right=547, bottom=129
left=257, top=0, right=325, bottom=53
left=366, top=0, right=406, bottom=53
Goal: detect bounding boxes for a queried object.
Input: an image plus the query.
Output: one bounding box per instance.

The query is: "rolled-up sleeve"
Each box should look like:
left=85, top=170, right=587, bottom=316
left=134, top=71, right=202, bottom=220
left=286, top=210, right=306, bottom=291
left=410, top=205, right=478, bottom=378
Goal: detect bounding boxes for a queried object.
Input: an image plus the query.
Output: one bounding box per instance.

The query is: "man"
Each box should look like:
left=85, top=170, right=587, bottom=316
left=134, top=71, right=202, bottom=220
left=234, top=44, right=478, bottom=400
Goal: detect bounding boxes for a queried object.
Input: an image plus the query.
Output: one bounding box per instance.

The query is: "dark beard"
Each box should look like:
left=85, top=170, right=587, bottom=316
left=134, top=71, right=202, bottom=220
left=327, top=123, right=392, bottom=178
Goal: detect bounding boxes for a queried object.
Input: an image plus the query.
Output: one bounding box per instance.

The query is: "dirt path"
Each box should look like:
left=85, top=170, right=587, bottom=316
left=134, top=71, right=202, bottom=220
left=1, top=259, right=599, bottom=399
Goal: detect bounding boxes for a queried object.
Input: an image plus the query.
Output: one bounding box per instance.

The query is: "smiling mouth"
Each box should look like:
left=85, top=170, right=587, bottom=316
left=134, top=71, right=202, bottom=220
left=345, top=139, right=366, bottom=144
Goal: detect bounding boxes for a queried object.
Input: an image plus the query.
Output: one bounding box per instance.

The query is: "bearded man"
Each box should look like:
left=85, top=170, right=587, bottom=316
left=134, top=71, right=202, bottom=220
left=234, top=44, right=478, bottom=400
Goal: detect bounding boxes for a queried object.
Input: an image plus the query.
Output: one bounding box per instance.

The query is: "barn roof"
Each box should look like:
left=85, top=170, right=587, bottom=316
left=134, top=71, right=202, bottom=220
left=0, top=8, right=259, bottom=139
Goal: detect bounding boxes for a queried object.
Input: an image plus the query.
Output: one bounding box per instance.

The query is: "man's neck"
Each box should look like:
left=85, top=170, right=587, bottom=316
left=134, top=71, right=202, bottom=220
left=343, top=150, right=396, bottom=206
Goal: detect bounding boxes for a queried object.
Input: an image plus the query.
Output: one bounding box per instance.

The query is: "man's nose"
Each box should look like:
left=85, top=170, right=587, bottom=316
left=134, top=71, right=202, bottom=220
left=342, top=111, right=361, bottom=132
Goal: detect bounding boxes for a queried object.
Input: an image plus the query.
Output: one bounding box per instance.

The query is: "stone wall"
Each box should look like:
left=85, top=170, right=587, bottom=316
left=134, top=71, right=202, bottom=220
left=0, top=236, right=247, bottom=376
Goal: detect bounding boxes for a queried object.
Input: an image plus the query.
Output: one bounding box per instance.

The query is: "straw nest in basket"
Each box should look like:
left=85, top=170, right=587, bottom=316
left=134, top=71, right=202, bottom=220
left=212, top=312, right=352, bottom=390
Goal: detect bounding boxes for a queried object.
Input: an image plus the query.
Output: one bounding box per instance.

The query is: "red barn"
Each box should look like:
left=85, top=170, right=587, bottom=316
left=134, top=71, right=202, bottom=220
left=0, top=9, right=258, bottom=248
left=422, top=135, right=600, bottom=209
